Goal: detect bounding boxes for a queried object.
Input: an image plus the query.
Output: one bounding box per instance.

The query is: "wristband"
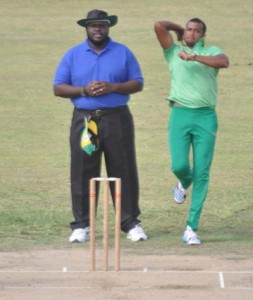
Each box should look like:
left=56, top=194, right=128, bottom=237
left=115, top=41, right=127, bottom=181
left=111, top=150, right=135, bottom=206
left=191, top=53, right=197, bottom=61
left=80, top=87, right=87, bottom=97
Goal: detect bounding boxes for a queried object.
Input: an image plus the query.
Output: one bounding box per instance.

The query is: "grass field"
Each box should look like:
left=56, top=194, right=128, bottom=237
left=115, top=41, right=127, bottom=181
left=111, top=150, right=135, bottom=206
left=0, top=0, right=252, bottom=259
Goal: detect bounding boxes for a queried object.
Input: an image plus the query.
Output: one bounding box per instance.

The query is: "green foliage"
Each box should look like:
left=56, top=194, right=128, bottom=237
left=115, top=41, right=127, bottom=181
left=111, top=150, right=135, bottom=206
left=0, top=0, right=252, bottom=256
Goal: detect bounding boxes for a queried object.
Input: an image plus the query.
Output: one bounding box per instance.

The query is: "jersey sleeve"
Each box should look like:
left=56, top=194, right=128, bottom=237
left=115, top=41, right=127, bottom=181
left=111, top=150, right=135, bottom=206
left=209, top=46, right=224, bottom=56
left=163, top=44, right=180, bottom=63
left=53, top=49, right=72, bottom=85
left=126, top=48, right=144, bottom=84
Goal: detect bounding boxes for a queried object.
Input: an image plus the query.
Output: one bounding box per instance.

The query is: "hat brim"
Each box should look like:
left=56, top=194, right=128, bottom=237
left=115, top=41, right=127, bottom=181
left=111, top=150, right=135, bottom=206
left=77, top=15, right=118, bottom=27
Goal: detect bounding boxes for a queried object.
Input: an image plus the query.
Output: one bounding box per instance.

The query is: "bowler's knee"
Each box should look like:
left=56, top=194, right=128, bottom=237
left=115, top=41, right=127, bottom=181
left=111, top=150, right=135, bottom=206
left=171, top=163, right=189, bottom=177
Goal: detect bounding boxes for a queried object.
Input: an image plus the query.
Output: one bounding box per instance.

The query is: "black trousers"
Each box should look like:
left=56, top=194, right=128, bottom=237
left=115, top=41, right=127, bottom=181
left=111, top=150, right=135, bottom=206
left=70, top=106, right=141, bottom=233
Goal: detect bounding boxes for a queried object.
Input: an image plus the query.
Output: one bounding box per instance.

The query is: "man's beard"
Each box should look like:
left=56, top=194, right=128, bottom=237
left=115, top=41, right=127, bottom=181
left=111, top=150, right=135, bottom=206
left=88, top=36, right=109, bottom=47
left=185, top=41, right=195, bottom=48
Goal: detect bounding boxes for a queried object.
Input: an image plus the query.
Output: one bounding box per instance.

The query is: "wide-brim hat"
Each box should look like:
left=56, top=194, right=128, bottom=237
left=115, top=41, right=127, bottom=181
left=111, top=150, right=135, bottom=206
left=77, top=9, right=118, bottom=27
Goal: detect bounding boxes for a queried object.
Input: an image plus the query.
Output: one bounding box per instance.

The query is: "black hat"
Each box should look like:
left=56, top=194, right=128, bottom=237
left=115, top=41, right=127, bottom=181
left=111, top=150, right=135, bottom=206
left=77, top=9, right=118, bottom=27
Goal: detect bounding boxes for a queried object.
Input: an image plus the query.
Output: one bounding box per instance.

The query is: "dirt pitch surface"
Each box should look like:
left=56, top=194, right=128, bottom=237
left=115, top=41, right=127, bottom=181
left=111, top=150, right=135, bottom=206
left=0, top=249, right=252, bottom=300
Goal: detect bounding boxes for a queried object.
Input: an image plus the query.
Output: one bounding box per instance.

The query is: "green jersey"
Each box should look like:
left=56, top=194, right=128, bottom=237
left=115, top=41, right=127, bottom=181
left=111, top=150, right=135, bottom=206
left=163, top=38, right=224, bottom=108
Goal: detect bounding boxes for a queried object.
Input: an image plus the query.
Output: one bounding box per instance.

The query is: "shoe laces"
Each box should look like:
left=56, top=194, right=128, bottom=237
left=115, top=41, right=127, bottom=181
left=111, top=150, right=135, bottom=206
left=178, top=182, right=187, bottom=196
left=132, top=224, right=144, bottom=234
left=185, top=226, right=198, bottom=239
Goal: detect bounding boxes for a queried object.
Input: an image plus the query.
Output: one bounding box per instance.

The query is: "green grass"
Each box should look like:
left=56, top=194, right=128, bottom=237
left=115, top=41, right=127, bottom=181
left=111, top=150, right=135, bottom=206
left=0, top=0, right=252, bottom=257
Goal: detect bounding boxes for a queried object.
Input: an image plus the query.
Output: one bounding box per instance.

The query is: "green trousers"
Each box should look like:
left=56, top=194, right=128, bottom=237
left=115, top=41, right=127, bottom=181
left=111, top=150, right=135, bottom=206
left=169, top=106, right=218, bottom=231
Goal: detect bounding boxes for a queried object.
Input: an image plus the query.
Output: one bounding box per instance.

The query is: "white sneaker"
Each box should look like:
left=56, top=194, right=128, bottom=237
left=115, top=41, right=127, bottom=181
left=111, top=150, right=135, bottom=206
left=173, top=182, right=188, bottom=204
left=69, top=227, right=90, bottom=243
left=182, top=226, right=201, bottom=245
left=127, top=224, right=148, bottom=241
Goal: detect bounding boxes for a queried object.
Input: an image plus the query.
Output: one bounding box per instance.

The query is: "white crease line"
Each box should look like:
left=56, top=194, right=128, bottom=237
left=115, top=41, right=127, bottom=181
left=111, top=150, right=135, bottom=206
left=0, top=287, right=148, bottom=290
left=2, top=286, right=253, bottom=290
left=219, top=272, right=225, bottom=289
left=228, top=287, right=253, bottom=290
left=0, top=270, right=253, bottom=274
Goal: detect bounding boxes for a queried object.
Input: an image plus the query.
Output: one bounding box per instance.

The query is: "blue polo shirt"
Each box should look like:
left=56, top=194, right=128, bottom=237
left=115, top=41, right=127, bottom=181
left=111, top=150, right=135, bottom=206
left=53, top=38, right=144, bottom=109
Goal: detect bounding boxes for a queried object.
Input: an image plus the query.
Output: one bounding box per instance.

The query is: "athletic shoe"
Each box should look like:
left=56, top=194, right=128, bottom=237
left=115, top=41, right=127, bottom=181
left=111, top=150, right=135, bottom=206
left=69, top=227, right=90, bottom=243
left=182, top=226, right=201, bottom=245
left=173, top=182, right=188, bottom=204
left=127, top=224, right=148, bottom=241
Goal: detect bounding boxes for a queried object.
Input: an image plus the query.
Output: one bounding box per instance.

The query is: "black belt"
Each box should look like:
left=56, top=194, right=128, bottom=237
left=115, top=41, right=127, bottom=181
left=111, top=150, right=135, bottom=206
left=76, top=106, right=127, bottom=117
